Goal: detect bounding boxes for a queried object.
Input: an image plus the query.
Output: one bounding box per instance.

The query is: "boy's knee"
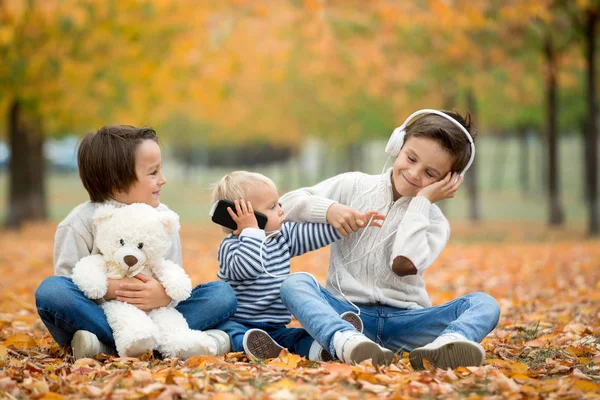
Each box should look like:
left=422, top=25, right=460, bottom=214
left=211, top=281, right=237, bottom=313
left=36, top=276, right=72, bottom=310
left=280, top=273, right=313, bottom=300
left=471, top=292, right=501, bottom=324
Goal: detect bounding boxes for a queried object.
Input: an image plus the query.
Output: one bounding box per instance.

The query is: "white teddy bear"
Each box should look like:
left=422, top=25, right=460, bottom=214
left=72, top=203, right=217, bottom=359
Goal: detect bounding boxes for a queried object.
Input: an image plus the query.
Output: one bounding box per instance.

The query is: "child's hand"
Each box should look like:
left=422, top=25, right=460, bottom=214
left=417, top=172, right=463, bottom=203
left=327, top=203, right=385, bottom=236
left=113, top=274, right=171, bottom=311
left=228, top=199, right=259, bottom=235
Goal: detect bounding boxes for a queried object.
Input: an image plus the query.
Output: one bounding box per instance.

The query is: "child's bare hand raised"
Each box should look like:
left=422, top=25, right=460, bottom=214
left=326, top=203, right=385, bottom=236
left=228, top=199, right=258, bottom=235
left=417, top=172, right=463, bottom=203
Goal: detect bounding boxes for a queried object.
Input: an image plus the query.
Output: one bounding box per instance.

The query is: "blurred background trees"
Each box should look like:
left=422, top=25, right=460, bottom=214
left=0, top=0, right=598, bottom=235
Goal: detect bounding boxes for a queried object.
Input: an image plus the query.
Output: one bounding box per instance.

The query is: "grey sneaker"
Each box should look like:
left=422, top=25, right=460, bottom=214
left=319, top=311, right=364, bottom=361
left=409, top=333, right=486, bottom=370
left=204, top=329, right=231, bottom=355
left=243, top=329, right=284, bottom=360
left=71, top=330, right=114, bottom=360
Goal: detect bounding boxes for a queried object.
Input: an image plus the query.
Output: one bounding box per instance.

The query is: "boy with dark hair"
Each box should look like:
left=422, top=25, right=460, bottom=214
left=279, top=110, right=501, bottom=369
left=35, top=125, right=237, bottom=360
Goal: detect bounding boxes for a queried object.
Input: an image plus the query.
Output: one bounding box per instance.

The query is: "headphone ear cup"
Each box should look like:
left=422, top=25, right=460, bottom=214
left=385, top=128, right=405, bottom=156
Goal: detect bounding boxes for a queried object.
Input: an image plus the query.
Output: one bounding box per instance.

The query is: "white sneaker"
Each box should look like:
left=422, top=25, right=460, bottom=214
left=409, top=333, right=486, bottom=370
left=243, top=329, right=284, bottom=360
left=205, top=329, right=231, bottom=355
left=71, top=330, right=114, bottom=360
left=316, top=311, right=364, bottom=362
left=334, top=331, right=384, bottom=366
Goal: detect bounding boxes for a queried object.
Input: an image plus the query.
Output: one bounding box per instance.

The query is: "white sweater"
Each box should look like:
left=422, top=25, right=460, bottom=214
left=280, top=169, right=450, bottom=310
left=54, top=200, right=182, bottom=277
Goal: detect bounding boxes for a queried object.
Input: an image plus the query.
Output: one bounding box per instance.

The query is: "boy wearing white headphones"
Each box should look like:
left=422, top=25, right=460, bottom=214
left=279, top=110, right=501, bottom=370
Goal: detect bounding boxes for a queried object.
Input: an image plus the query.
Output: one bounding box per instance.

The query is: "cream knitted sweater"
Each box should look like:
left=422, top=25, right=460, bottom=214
left=280, top=169, right=450, bottom=309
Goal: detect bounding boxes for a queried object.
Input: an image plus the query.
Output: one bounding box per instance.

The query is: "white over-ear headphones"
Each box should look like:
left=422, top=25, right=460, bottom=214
left=385, top=109, right=475, bottom=178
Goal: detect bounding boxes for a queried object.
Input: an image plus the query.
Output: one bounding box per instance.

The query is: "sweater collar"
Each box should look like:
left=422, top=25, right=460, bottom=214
left=100, top=199, right=128, bottom=208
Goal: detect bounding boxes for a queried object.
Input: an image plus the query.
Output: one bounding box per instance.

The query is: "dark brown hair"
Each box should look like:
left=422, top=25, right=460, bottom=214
left=77, top=125, right=158, bottom=203
left=404, top=110, right=477, bottom=173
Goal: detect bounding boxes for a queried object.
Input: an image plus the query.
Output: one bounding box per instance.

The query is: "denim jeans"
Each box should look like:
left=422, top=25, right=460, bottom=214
left=280, top=274, right=501, bottom=358
left=35, top=276, right=238, bottom=349
left=215, top=319, right=314, bottom=357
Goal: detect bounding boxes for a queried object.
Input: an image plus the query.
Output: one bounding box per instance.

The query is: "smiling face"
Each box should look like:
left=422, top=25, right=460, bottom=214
left=391, top=136, right=453, bottom=200
left=112, top=139, right=167, bottom=207
left=246, top=183, right=284, bottom=232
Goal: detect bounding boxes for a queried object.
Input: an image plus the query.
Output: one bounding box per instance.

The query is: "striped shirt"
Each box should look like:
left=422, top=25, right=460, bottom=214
left=217, top=222, right=341, bottom=323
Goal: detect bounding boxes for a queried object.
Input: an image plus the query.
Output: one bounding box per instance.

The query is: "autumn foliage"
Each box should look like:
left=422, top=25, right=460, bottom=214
left=0, top=223, right=599, bottom=399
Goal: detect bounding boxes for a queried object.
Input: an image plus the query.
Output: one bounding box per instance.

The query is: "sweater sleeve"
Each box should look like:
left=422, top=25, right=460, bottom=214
left=217, top=229, right=267, bottom=281
left=280, top=172, right=360, bottom=223
left=54, top=224, right=94, bottom=277
left=390, top=196, right=450, bottom=274
left=283, top=222, right=342, bottom=257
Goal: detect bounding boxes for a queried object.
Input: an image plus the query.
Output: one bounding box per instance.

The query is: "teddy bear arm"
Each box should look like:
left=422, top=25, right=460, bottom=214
left=151, top=259, right=192, bottom=302
left=71, top=254, right=109, bottom=300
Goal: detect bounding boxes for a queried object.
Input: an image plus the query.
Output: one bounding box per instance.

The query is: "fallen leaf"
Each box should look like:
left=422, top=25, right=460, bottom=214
left=3, top=333, right=37, bottom=349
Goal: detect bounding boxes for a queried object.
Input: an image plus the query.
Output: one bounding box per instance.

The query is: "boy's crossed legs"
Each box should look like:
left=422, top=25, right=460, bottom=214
left=36, top=276, right=237, bottom=359
left=280, top=273, right=501, bottom=370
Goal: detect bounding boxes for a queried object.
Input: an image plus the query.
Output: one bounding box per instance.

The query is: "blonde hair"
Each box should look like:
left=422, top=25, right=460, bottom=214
left=211, top=171, right=277, bottom=204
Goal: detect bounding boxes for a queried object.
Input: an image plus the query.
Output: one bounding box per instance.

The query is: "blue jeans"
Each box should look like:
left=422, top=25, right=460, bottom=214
left=280, top=274, right=501, bottom=357
left=215, top=319, right=314, bottom=357
left=35, top=276, right=238, bottom=349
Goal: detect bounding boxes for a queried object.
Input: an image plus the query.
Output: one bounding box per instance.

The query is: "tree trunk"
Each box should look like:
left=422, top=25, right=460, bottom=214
left=519, top=128, right=530, bottom=196
left=543, top=34, right=564, bottom=226
left=466, top=89, right=481, bottom=221
left=6, top=99, right=48, bottom=229
left=584, top=8, right=598, bottom=236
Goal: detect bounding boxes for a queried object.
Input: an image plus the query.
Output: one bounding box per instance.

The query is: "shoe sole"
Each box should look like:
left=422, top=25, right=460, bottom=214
left=243, top=329, right=284, bottom=359
left=379, top=348, right=395, bottom=366
left=319, top=312, right=365, bottom=361
left=340, top=311, right=364, bottom=333
left=348, top=340, right=382, bottom=365
left=409, top=341, right=485, bottom=370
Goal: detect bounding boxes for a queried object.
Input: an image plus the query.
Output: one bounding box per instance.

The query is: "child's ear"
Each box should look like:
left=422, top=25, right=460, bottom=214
left=93, top=205, right=116, bottom=226
left=159, top=210, right=180, bottom=235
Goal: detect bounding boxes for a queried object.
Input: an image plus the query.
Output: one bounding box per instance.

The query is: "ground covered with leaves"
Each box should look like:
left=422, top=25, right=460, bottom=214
left=0, top=222, right=599, bottom=399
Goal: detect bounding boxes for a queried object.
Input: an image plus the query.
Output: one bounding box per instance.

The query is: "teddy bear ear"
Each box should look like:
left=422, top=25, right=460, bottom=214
left=159, top=210, right=180, bottom=234
left=93, top=205, right=116, bottom=226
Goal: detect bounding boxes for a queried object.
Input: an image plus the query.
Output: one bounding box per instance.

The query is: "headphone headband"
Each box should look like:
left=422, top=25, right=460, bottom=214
left=386, top=109, right=475, bottom=177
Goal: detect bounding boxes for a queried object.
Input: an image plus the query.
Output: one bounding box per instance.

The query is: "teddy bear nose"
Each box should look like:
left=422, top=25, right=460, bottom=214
left=124, top=255, right=138, bottom=267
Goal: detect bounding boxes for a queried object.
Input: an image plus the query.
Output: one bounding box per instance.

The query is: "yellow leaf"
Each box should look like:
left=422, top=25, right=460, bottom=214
left=267, top=349, right=302, bottom=369
left=265, top=378, right=295, bottom=392
left=3, top=334, right=37, bottom=350
left=0, top=345, right=7, bottom=362
left=38, top=393, right=67, bottom=400
left=574, top=380, right=599, bottom=392
left=185, top=355, right=226, bottom=368
left=509, top=361, right=529, bottom=376
left=356, top=372, right=379, bottom=384
left=512, top=374, right=532, bottom=381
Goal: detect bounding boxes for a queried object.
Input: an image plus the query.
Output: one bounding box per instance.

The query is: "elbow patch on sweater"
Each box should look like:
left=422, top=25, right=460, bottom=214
left=392, top=256, right=418, bottom=277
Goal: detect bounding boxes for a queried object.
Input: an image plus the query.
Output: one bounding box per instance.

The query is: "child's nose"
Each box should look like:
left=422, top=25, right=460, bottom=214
left=159, top=171, right=167, bottom=185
